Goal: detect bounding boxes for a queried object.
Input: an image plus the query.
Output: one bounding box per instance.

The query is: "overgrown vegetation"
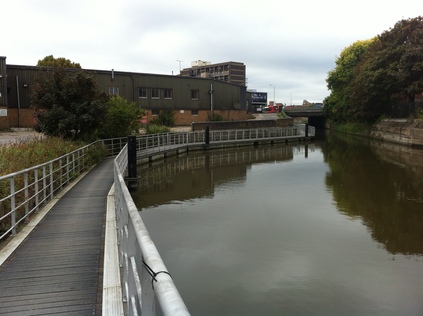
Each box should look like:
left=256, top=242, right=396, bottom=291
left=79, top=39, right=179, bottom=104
left=152, top=109, right=174, bottom=126
left=0, top=137, right=108, bottom=237
left=330, top=123, right=372, bottom=135
left=325, top=16, right=423, bottom=124
left=0, top=137, right=107, bottom=176
left=145, top=124, right=171, bottom=134
left=208, top=112, right=224, bottom=121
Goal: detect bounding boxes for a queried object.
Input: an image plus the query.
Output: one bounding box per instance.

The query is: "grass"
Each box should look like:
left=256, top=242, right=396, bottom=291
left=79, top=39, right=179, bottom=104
left=0, top=136, right=108, bottom=238
left=331, top=122, right=372, bottom=135
left=1, top=137, right=79, bottom=176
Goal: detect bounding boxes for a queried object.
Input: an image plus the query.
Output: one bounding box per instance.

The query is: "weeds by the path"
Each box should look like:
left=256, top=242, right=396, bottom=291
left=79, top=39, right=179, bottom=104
left=0, top=137, right=92, bottom=176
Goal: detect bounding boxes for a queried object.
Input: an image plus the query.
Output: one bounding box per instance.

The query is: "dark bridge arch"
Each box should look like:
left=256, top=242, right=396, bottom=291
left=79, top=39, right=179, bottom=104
left=284, top=108, right=326, bottom=128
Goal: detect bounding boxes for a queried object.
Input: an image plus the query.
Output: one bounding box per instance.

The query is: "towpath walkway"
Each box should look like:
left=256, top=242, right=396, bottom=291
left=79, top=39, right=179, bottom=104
left=0, top=158, right=114, bottom=315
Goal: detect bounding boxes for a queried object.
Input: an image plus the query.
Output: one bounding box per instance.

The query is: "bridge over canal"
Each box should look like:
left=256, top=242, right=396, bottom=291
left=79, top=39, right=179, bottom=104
left=283, top=108, right=326, bottom=128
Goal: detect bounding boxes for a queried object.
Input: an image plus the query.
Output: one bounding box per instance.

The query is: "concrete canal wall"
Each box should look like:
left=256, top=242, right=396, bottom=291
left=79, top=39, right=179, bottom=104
left=370, top=119, right=423, bottom=146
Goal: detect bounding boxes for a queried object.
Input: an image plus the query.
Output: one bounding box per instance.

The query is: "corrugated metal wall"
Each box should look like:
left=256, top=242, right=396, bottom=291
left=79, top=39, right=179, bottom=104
left=5, top=65, right=246, bottom=112
left=0, top=57, right=8, bottom=107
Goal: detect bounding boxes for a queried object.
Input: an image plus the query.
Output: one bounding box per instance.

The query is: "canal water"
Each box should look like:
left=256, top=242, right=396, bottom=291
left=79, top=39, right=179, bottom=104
left=132, top=131, right=423, bottom=316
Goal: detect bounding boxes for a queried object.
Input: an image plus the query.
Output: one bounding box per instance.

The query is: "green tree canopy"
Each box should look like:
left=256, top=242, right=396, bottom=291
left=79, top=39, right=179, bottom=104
left=98, top=96, right=145, bottom=138
left=31, top=67, right=108, bottom=140
left=351, top=16, right=423, bottom=120
left=326, top=16, right=423, bottom=123
left=325, top=38, right=375, bottom=123
left=37, top=55, right=81, bottom=68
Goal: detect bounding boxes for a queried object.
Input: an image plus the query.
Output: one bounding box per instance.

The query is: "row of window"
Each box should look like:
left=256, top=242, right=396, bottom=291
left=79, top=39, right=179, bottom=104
left=108, top=86, right=200, bottom=100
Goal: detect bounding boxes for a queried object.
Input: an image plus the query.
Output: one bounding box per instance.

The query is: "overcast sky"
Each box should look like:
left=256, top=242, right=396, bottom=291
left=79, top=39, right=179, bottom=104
left=3, top=0, right=421, bottom=104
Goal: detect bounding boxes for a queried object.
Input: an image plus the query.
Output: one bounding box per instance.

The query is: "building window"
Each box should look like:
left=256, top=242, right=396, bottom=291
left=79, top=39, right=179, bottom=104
left=191, top=109, right=198, bottom=116
left=151, top=88, right=160, bottom=99
left=138, top=88, right=148, bottom=98
left=164, top=89, right=173, bottom=99
left=191, top=90, right=199, bottom=100
left=152, top=109, right=159, bottom=116
left=109, top=86, right=119, bottom=96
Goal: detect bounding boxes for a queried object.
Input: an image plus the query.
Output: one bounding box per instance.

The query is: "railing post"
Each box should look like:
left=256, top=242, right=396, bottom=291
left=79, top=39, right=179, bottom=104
left=205, top=126, right=210, bottom=146
left=127, top=136, right=138, bottom=191
left=10, top=177, right=16, bottom=236
left=49, top=163, right=54, bottom=200
left=305, top=123, right=309, bottom=138
left=24, top=172, right=29, bottom=222
left=34, top=168, right=39, bottom=213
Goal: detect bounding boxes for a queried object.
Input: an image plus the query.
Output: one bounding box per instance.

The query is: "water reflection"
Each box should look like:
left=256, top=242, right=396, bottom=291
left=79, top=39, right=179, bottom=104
left=131, top=135, right=423, bottom=315
left=134, top=145, right=310, bottom=208
left=322, top=132, right=423, bottom=255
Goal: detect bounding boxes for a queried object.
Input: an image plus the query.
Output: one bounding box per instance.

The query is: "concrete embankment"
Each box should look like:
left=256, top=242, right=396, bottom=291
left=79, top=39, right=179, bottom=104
left=370, top=119, right=423, bottom=146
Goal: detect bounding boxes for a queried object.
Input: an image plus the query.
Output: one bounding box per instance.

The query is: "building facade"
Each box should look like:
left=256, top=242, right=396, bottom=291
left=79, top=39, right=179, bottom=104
left=179, top=61, right=246, bottom=86
left=0, top=57, right=250, bottom=129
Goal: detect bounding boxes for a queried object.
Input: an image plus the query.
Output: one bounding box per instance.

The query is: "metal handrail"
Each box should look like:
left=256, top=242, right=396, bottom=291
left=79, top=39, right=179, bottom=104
left=131, top=125, right=314, bottom=157
left=114, top=145, right=190, bottom=316
left=0, top=138, right=126, bottom=241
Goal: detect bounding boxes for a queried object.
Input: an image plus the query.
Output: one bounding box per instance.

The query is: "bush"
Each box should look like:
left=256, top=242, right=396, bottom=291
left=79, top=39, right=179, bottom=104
left=145, top=124, right=171, bottom=134
left=152, top=109, right=174, bottom=126
left=98, top=96, right=145, bottom=138
left=208, top=112, right=224, bottom=121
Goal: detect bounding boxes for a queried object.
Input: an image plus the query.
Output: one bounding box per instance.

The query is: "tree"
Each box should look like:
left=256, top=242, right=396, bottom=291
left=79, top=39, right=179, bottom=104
left=349, top=16, right=423, bottom=121
left=31, top=67, right=109, bottom=140
left=98, top=96, right=145, bottom=138
left=37, top=55, right=81, bottom=68
left=325, top=38, right=375, bottom=123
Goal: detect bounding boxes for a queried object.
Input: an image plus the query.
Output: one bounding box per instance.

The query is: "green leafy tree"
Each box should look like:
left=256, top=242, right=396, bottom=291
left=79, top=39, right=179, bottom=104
left=37, top=55, right=81, bottom=68
left=98, top=96, right=145, bottom=138
left=31, top=67, right=109, bottom=140
left=349, top=16, right=423, bottom=121
left=325, top=38, right=375, bottom=123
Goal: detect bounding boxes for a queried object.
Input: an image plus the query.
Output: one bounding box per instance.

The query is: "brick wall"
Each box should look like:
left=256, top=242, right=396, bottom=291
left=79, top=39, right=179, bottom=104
left=0, top=108, right=9, bottom=129
left=144, top=109, right=252, bottom=127
left=7, top=108, right=36, bottom=128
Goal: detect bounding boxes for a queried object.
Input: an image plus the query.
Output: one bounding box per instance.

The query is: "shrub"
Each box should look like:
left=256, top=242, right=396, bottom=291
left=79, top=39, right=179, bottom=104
left=208, top=112, right=224, bottom=121
left=152, top=109, right=174, bottom=126
left=98, top=96, right=145, bottom=138
left=145, top=124, right=171, bottom=134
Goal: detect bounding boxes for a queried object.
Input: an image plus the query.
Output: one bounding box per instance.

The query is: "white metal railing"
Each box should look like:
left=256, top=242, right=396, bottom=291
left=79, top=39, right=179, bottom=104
left=0, top=138, right=125, bottom=242
left=114, top=145, right=190, bottom=316
left=132, top=124, right=314, bottom=158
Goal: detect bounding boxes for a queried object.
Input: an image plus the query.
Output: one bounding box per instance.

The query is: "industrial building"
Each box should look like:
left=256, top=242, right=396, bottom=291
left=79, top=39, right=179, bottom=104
left=0, top=57, right=252, bottom=129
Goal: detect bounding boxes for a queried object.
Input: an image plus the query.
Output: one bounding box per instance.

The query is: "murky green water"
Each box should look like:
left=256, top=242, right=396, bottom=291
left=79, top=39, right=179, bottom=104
left=132, top=131, right=423, bottom=316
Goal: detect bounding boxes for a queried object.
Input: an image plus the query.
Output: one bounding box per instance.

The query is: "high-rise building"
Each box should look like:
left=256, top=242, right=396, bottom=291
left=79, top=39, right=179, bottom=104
left=180, top=60, right=246, bottom=86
